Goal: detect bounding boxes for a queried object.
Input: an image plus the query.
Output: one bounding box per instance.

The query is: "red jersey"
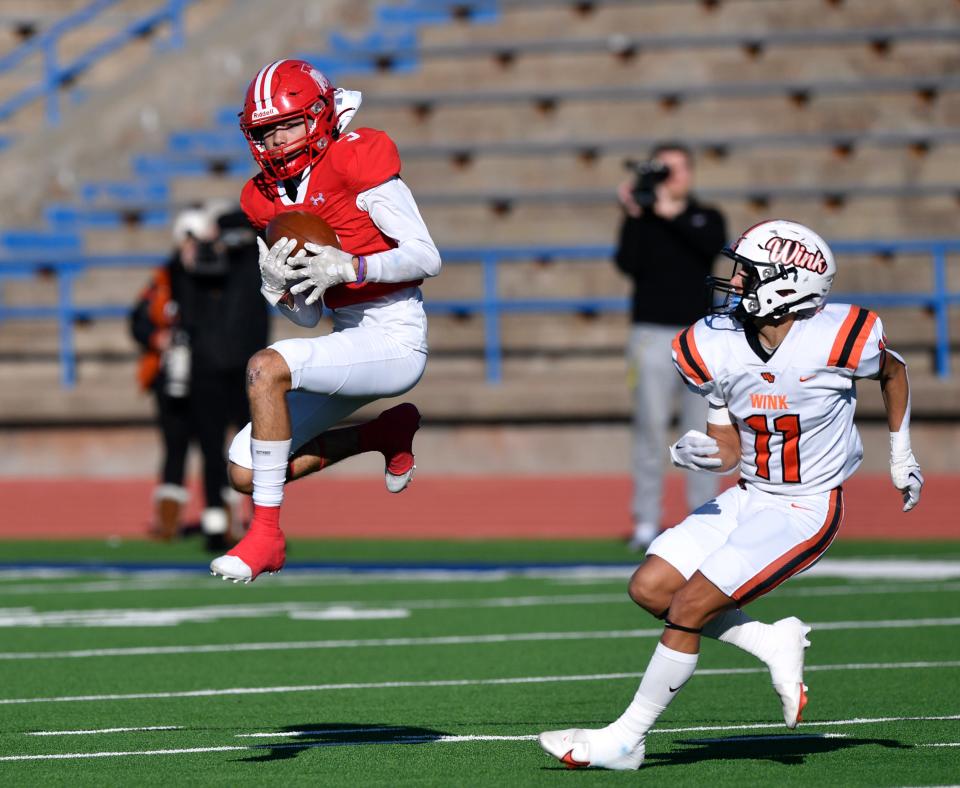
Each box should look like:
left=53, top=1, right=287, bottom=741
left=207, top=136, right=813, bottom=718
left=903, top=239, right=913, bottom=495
left=240, top=127, right=422, bottom=309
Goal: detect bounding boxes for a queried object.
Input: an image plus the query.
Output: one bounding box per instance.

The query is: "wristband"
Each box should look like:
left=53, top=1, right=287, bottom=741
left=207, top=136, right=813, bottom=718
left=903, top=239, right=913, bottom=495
left=706, top=404, right=732, bottom=425
left=356, top=256, right=366, bottom=283
left=890, top=427, right=912, bottom=461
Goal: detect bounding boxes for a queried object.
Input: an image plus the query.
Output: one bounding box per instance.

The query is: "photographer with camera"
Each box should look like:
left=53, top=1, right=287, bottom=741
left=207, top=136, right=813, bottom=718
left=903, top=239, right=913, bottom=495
left=614, top=142, right=727, bottom=551
left=131, top=203, right=269, bottom=548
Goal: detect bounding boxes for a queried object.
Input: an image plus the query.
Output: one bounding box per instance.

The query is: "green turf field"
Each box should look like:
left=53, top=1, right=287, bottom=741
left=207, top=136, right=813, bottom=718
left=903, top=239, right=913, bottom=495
left=0, top=539, right=958, bottom=785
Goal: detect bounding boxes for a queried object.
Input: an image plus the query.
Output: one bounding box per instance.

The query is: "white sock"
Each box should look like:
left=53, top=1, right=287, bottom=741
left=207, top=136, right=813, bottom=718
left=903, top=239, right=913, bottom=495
left=607, top=642, right=699, bottom=745
left=702, top=609, right=778, bottom=663
left=251, top=438, right=291, bottom=508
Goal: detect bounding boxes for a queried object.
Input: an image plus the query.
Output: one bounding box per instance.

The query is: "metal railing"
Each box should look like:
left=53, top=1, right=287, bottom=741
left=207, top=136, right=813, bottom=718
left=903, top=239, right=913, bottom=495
left=434, top=241, right=960, bottom=382
left=0, top=0, right=190, bottom=126
left=0, top=255, right=164, bottom=386
left=0, top=240, right=957, bottom=387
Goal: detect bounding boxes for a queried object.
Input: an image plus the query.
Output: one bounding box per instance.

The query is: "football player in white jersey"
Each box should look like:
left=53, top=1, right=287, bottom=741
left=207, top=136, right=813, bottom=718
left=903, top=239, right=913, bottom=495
left=539, top=220, right=923, bottom=770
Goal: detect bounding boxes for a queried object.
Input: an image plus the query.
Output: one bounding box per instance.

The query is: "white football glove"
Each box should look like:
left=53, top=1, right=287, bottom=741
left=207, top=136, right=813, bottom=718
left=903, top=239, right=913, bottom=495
left=669, top=429, right=723, bottom=471
left=284, top=242, right=357, bottom=306
left=257, top=236, right=297, bottom=306
left=890, top=451, right=923, bottom=512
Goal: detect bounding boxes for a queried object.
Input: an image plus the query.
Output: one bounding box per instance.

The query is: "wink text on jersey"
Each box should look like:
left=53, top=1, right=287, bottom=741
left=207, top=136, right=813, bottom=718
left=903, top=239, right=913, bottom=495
left=749, top=393, right=790, bottom=409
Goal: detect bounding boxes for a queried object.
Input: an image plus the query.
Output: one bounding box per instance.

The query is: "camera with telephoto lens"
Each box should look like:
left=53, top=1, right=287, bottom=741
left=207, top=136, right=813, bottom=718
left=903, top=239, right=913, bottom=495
left=624, top=159, right=671, bottom=208
left=191, top=239, right=229, bottom=277
left=190, top=220, right=256, bottom=278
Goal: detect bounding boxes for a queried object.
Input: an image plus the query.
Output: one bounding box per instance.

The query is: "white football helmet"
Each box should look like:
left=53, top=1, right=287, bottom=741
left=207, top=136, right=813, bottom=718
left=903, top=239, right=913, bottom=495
left=709, top=219, right=837, bottom=319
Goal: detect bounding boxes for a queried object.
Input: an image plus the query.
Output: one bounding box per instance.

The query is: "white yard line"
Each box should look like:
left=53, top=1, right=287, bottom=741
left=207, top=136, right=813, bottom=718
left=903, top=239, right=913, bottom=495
left=0, top=746, right=250, bottom=762
left=689, top=733, right=848, bottom=742
left=0, top=594, right=632, bottom=628
left=803, top=559, right=960, bottom=580
left=2, top=575, right=959, bottom=629
left=236, top=726, right=405, bottom=738
left=920, top=742, right=960, bottom=747
left=1, top=660, right=958, bottom=706
left=533, top=559, right=960, bottom=582
left=0, top=569, right=86, bottom=580
left=0, top=616, right=956, bottom=662
left=778, top=581, right=960, bottom=598
left=651, top=715, right=960, bottom=735
left=811, top=617, right=960, bottom=631
left=0, top=572, right=515, bottom=596
left=26, top=726, right=182, bottom=737
left=2, top=715, right=957, bottom=763
left=0, top=628, right=663, bottom=660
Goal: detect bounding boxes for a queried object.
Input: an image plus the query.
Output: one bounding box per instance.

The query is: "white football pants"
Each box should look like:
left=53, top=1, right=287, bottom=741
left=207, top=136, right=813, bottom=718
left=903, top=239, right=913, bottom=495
left=228, top=288, right=427, bottom=469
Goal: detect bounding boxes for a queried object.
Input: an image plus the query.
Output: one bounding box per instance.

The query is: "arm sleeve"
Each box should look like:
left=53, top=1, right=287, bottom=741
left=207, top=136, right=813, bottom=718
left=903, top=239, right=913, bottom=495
left=355, top=177, right=442, bottom=283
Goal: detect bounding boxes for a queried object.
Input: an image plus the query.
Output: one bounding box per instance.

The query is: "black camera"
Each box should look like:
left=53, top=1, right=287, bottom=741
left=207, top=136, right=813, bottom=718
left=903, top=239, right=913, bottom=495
left=189, top=212, right=257, bottom=278
left=191, top=240, right=228, bottom=278
left=624, top=159, right=671, bottom=208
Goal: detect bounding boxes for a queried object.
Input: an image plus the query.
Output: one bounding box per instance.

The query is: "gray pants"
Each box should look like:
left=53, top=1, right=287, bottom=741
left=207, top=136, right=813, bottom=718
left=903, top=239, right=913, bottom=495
left=629, top=322, right=719, bottom=527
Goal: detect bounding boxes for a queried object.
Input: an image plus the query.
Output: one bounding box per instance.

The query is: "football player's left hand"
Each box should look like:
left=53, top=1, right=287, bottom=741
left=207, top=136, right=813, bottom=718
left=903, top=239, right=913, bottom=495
left=285, top=243, right=357, bottom=306
left=890, top=452, right=923, bottom=512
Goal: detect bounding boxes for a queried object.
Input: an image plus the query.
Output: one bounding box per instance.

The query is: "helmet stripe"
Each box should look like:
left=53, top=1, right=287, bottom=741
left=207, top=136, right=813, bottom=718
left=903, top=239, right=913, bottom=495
left=731, top=219, right=776, bottom=252
left=260, top=59, right=286, bottom=112
left=252, top=62, right=271, bottom=113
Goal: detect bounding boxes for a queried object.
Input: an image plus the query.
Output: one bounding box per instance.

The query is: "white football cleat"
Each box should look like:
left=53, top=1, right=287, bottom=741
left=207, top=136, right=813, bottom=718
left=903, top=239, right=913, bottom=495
left=538, top=727, right=645, bottom=771
left=385, top=464, right=415, bottom=494
left=209, top=554, right=254, bottom=584
left=766, top=616, right=812, bottom=728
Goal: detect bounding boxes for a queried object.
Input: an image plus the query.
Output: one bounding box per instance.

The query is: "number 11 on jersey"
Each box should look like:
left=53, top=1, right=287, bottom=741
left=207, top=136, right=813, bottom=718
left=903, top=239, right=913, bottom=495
left=744, top=414, right=802, bottom=483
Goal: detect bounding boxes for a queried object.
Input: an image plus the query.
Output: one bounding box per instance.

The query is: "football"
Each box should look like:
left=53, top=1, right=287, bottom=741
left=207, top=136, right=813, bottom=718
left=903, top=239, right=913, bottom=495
left=265, top=210, right=341, bottom=251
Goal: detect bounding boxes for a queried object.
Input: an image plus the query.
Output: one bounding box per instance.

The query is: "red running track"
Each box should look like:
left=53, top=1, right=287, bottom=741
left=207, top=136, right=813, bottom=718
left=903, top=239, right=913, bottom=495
left=0, top=473, right=952, bottom=540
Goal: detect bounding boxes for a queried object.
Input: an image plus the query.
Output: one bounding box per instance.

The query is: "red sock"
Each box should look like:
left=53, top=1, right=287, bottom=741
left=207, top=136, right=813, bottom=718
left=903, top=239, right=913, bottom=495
left=251, top=503, right=281, bottom=531
left=226, top=503, right=286, bottom=577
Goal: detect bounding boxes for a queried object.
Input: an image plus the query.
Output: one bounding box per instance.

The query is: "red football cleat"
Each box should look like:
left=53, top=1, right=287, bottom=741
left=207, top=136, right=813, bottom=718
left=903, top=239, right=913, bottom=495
left=210, top=509, right=285, bottom=584
left=366, top=403, right=421, bottom=493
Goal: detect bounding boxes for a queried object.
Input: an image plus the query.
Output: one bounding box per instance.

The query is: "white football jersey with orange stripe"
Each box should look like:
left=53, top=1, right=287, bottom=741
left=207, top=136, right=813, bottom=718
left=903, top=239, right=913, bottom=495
left=672, top=303, right=886, bottom=495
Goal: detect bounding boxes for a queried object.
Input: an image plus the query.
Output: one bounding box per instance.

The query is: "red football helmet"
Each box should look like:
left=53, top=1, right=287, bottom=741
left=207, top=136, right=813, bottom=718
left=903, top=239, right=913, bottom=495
left=239, top=59, right=337, bottom=180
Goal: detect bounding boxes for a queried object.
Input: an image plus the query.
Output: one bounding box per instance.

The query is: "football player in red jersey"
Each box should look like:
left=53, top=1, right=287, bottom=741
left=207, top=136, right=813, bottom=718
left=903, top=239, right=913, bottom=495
left=210, top=60, right=441, bottom=583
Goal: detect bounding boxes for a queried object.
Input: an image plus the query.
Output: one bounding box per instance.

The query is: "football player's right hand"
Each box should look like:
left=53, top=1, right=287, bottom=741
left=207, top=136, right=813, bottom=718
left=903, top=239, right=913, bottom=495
left=257, top=236, right=297, bottom=306
left=284, top=243, right=358, bottom=306
left=890, top=452, right=923, bottom=512
left=669, top=430, right=723, bottom=471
